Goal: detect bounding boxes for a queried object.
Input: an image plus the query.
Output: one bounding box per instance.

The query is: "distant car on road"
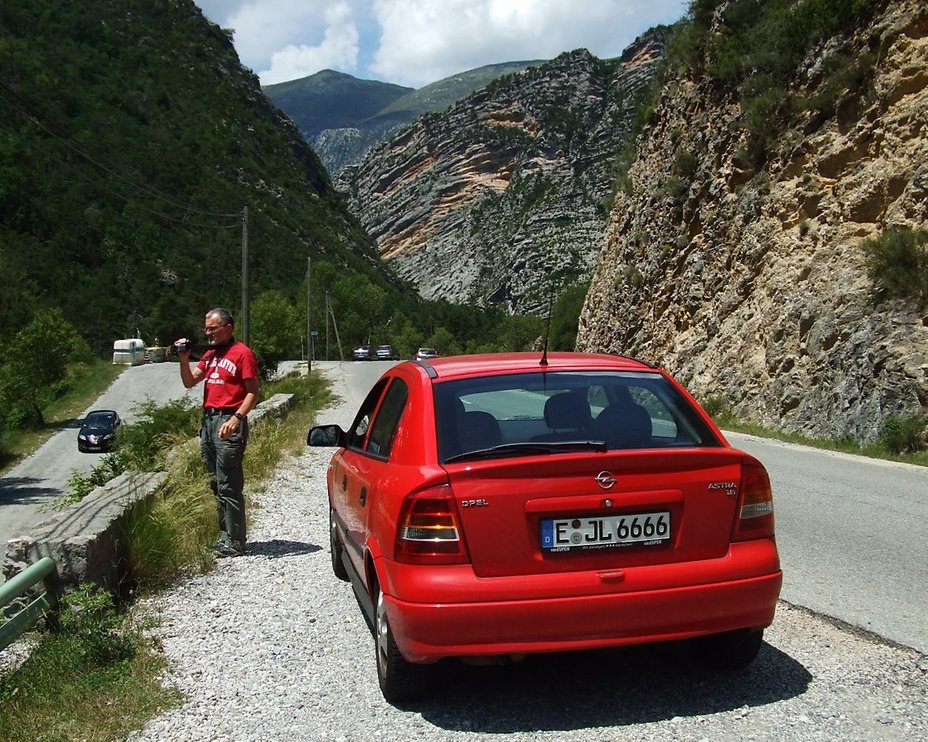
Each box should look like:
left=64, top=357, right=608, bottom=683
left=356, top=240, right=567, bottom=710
left=414, top=347, right=439, bottom=361
left=376, top=344, right=400, bottom=361
left=77, top=410, right=122, bottom=453
left=308, top=351, right=781, bottom=702
left=352, top=345, right=377, bottom=361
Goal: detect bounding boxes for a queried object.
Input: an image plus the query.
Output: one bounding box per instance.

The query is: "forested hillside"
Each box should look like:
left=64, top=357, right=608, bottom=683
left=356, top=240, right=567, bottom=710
left=0, top=0, right=396, bottom=356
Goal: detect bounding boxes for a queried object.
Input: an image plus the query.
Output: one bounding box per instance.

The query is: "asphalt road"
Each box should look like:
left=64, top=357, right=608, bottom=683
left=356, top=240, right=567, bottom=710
left=0, top=362, right=199, bottom=547
left=728, top=431, right=928, bottom=654
left=1, top=359, right=926, bottom=656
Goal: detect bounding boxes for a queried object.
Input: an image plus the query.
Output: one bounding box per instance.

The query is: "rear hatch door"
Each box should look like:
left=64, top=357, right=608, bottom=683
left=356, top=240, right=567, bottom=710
left=447, top=447, right=746, bottom=578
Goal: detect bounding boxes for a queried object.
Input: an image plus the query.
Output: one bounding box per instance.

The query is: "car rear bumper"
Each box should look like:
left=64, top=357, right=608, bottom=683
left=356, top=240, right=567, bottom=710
left=379, top=539, right=782, bottom=663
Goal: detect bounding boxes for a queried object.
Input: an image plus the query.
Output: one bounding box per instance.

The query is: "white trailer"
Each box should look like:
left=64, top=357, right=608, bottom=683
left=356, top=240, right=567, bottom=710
left=112, top=338, right=146, bottom=365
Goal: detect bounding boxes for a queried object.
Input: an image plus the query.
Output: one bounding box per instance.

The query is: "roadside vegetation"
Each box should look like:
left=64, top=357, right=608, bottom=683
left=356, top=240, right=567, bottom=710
left=862, top=226, right=928, bottom=309
left=0, top=368, right=331, bottom=739
left=703, top=397, right=928, bottom=466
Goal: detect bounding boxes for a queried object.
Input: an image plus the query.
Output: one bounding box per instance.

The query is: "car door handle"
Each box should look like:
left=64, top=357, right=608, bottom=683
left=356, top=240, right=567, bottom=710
left=360, top=487, right=367, bottom=507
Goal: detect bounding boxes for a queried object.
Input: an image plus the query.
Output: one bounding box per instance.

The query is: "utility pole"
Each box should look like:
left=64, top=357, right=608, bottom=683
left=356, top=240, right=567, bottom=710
left=240, top=205, right=250, bottom=345
left=306, top=255, right=312, bottom=376
left=329, top=296, right=344, bottom=360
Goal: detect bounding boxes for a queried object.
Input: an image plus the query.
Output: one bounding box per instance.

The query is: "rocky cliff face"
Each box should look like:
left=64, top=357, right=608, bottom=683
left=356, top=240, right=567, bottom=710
left=338, top=35, right=666, bottom=314
left=578, top=0, right=927, bottom=443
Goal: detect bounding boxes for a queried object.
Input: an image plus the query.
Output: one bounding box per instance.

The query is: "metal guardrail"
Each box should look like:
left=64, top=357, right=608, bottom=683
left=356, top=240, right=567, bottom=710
left=0, top=557, right=58, bottom=652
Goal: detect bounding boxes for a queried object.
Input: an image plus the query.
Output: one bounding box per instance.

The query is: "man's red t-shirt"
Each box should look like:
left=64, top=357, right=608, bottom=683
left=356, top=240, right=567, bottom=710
left=197, top=341, right=259, bottom=409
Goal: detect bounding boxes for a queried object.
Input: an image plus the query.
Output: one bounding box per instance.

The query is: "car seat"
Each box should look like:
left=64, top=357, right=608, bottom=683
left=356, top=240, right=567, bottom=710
left=593, top=403, right=652, bottom=449
left=533, top=391, right=593, bottom=441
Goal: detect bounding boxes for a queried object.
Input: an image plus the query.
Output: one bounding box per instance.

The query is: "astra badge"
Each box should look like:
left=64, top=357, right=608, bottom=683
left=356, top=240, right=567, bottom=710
left=595, top=471, right=616, bottom=490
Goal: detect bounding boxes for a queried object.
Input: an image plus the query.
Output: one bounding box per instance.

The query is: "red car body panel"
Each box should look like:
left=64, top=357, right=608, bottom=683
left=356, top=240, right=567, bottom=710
left=383, top=565, right=780, bottom=662
left=321, top=352, right=782, bottom=667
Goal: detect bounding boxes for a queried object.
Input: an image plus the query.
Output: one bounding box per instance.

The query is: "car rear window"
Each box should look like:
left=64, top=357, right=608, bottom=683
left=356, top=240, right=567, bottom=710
left=433, top=371, right=721, bottom=463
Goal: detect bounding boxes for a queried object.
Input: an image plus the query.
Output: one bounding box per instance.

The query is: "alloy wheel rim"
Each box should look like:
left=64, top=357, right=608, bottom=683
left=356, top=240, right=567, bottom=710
left=376, top=591, right=388, bottom=674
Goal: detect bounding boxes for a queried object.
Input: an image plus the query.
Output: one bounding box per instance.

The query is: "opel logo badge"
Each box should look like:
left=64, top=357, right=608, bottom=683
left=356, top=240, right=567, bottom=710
left=595, top=471, right=616, bottom=490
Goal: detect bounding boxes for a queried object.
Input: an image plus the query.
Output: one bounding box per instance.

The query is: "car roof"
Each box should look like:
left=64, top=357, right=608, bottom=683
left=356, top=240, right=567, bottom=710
left=409, top=351, right=655, bottom=380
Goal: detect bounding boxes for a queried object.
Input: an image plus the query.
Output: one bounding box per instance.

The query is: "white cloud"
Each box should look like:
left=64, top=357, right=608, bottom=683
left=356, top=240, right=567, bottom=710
left=370, top=0, right=687, bottom=87
left=259, top=3, right=360, bottom=84
left=195, top=0, right=688, bottom=87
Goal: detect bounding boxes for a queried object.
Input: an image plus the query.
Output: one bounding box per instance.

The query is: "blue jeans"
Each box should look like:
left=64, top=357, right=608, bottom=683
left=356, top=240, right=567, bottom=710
left=200, top=412, right=248, bottom=546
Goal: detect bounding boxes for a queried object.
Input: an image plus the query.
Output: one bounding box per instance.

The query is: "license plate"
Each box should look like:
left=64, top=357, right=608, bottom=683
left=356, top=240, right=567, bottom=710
left=541, top=511, right=670, bottom=551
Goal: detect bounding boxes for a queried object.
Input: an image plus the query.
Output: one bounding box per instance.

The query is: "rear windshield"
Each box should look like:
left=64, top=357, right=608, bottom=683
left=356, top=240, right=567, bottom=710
left=433, top=371, right=721, bottom=463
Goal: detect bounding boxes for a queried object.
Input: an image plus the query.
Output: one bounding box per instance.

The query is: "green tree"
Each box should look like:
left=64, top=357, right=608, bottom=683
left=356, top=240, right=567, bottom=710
left=548, top=282, right=589, bottom=351
left=0, top=308, right=92, bottom=427
left=249, top=290, right=300, bottom=378
left=427, top=326, right=460, bottom=356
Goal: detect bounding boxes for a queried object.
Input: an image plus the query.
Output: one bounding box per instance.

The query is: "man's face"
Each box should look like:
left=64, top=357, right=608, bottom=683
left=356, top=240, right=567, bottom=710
left=204, top=315, right=234, bottom=346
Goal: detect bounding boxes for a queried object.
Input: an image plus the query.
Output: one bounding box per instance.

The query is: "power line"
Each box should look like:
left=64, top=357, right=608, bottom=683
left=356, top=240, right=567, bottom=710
left=0, top=81, right=243, bottom=222
left=46, top=151, right=242, bottom=230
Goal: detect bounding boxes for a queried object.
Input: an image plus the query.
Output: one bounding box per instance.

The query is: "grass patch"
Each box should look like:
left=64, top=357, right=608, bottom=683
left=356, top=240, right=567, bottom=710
left=0, top=584, right=182, bottom=741
left=705, top=397, right=928, bottom=467
left=0, top=360, right=124, bottom=475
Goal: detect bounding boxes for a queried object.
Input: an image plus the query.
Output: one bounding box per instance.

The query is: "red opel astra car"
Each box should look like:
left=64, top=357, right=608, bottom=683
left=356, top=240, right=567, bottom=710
left=308, top=352, right=782, bottom=702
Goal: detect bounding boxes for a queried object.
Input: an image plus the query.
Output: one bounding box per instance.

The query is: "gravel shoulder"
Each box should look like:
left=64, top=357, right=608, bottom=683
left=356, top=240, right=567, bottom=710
left=132, top=369, right=928, bottom=742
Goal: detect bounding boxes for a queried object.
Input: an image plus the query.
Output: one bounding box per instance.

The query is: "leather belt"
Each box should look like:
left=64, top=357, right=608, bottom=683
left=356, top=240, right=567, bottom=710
left=203, top=407, right=239, bottom=416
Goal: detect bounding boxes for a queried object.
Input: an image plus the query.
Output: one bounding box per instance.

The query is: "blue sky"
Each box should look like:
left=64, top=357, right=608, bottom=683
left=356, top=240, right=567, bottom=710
left=194, top=0, right=689, bottom=88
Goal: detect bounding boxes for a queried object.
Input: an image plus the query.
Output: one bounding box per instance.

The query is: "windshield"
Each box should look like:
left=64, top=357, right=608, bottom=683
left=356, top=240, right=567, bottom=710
left=433, top=371, right=721, bottom=463
left=86, top=412, right=115, bottom=424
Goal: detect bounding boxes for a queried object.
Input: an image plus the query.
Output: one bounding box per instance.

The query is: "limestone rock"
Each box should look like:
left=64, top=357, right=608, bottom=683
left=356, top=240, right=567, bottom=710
left=578, top=1, right=928, bottom=443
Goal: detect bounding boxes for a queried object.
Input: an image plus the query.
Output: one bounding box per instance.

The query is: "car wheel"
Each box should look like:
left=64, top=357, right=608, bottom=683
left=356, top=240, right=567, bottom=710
left=692, top=628, right=764, bottom=670
left=329, top=507, right=349, bottom=582
left=375, top=587, right=432, bottom=703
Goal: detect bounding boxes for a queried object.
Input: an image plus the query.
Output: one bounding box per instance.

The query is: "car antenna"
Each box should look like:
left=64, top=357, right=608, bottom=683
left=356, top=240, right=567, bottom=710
left=540, top=291, right=553, bottom=367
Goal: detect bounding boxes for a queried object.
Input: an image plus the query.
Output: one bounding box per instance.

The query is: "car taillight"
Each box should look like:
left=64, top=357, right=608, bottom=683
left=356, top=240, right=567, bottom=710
left=731, top=461, right=775, bottom=541
left=395, top=486, right=470, bottom=565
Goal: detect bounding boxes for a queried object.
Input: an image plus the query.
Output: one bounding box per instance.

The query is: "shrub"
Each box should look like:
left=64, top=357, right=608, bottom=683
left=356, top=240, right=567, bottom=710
left=60, top=455, right=127, bottom=508
left=861, top=227, right=928, bottom=308
left=702, top=395, right=733, bottom=424
left=674, top=150, right=699, bottom=180
left=879, top=414, right=926, bottom=454
left=55, top=584, right=139, bottom=665
left=116, top=398, right=201, bottom=472
left=58, top=398, right=200, bottom=506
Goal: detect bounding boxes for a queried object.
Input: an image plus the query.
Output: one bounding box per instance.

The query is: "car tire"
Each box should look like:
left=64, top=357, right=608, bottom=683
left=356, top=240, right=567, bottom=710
left=692, top=628, right=764, bottom=670
left=375, top=587, right=432, bottom=704
left=329, top=507, right=349, bottom=582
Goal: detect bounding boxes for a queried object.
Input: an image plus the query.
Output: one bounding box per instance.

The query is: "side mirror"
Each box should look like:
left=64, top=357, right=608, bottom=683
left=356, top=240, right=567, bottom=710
left=307, top=424, right=345, bottom=447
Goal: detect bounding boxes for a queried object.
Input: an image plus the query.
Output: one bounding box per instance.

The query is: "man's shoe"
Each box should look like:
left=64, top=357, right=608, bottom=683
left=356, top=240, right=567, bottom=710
left=211, top=540, right=245, bottom=558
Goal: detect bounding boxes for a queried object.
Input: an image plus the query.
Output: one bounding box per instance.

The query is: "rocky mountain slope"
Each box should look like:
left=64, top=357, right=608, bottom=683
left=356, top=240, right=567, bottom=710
left=264, top=61, right=543, bottom=173
left=578, top=0, right=927, bottom=443
left=338, top=34, right=667, bottom=314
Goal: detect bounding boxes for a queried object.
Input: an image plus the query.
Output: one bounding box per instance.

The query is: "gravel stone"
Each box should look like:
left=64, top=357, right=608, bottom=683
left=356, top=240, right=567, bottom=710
left=131, top=369, right=928, bottom=741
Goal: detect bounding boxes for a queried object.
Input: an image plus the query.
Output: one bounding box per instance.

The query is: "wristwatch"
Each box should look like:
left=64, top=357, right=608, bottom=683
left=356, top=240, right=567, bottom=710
left=234, top=412, right=244, bottom=421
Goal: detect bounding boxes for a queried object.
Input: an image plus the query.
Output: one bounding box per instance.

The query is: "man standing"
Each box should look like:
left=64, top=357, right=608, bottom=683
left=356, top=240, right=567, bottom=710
left=174, top=308, right=259, bottom=557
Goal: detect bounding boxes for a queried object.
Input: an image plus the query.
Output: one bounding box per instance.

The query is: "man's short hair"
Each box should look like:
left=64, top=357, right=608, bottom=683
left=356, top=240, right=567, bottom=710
left=206, top=307, right=234, bottom=327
